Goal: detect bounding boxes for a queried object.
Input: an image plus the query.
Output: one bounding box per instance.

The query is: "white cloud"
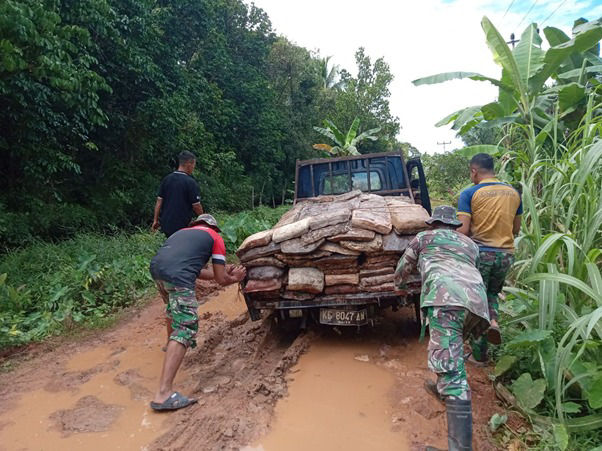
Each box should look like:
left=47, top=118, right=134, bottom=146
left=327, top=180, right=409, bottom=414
left=248, top=0, right=600, bottom=154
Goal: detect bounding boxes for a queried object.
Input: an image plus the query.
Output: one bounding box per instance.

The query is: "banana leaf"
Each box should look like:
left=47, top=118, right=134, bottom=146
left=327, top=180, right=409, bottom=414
left=345, top=117, right=361, bottom=147
left=481, top=16, right=528, bottom=113
left=412, top=71, right=512, bottom=91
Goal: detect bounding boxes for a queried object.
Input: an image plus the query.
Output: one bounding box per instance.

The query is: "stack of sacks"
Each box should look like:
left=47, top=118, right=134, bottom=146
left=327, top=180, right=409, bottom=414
left=237, top=190, right=429, bottom=300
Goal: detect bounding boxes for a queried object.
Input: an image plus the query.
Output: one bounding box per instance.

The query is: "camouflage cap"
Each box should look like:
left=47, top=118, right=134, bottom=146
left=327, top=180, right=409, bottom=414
left=190, top=214, right=221, bottom=232
left=425, top=205, right=462, bottom=227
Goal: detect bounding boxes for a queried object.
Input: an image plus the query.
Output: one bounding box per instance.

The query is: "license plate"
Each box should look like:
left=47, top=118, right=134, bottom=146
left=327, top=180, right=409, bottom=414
left=319, top=309, right=368, bottom=326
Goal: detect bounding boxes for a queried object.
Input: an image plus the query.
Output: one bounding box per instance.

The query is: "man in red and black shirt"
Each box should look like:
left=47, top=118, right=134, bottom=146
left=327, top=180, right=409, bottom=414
left=149, top=214, right=246, bottom=411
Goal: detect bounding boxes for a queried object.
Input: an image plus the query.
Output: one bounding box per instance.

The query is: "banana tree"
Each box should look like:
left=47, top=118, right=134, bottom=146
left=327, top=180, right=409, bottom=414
left=413, top=17, right=602, bottom=157
left=313, top=117, right=381, bottom=156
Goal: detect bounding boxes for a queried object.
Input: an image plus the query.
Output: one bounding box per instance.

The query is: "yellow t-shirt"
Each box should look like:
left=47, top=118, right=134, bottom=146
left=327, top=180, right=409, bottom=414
left=457, top=178, right=522, bottom=252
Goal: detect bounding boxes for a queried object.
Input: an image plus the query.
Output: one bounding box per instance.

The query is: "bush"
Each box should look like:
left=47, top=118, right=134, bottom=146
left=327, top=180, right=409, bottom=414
left=0, top=231, right=162, bottom=348
left=0, top=205, right=291, bottom=348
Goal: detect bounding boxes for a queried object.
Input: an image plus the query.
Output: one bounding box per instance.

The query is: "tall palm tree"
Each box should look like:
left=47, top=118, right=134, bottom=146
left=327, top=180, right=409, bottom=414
left=320, top=56, right=342, bottom=90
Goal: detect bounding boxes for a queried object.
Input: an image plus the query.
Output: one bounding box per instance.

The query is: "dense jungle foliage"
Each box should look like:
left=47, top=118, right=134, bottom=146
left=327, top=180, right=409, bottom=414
left=0, top=0, right=401, bottom=247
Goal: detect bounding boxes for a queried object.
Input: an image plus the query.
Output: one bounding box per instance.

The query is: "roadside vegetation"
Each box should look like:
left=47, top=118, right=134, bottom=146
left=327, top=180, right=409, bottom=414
left=415, top=16, right=602, bottom=450
left=0, top=207, right=287, bottom=350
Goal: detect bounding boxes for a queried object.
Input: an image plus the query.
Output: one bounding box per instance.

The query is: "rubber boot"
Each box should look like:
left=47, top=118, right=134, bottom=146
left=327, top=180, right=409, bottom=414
left=445, top=398, right=472, bottom=450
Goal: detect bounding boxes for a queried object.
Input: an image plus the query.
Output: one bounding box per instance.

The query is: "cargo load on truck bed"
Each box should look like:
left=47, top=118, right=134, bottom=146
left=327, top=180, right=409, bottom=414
left=237, top=190, right=429, bottom=308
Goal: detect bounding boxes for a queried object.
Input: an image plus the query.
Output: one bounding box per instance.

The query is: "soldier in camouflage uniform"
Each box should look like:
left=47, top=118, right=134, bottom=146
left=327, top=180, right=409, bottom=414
left=395, top=205, right=490, bottom=451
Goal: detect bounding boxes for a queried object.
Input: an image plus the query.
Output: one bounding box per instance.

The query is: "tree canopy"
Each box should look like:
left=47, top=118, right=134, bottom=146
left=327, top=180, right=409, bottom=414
left=0, top=0, right=401, bottom=245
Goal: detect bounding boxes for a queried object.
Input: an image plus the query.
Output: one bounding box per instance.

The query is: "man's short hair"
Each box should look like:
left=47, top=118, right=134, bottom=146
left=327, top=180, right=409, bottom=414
left=470, top=153, right=494, bottom=172
left=178, top=151, right=196, bottom=165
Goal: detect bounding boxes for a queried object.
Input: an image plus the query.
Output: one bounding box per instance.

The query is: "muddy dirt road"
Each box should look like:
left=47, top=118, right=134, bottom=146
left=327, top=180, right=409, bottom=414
left=0, top=281, right=506, bottom=450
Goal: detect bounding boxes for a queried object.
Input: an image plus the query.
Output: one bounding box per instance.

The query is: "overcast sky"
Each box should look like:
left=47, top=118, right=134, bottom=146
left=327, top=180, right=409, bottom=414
left=247, top=0, right=602, bottom=154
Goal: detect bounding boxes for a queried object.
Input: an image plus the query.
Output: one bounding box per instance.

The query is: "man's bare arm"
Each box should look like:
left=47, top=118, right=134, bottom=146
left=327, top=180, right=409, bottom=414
left=193, top=203, right=203, bottom=215
left=213, top=264, right=246, bottom=286
left=198, top=265, right=215, bottom=280
left=457, top=215, right=471, bottom=236
left=152, top=198, right=162, bottom=230
left=513, top=215, right=521, bottom=236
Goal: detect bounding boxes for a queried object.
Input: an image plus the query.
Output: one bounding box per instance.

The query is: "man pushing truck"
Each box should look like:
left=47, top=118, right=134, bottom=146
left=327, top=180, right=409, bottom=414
left=395, top=205, right=493, bottom=451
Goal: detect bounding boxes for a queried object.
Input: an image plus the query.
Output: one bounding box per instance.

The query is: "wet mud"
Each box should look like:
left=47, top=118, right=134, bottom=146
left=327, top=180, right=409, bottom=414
left=0, top=282, right=505, bottom=450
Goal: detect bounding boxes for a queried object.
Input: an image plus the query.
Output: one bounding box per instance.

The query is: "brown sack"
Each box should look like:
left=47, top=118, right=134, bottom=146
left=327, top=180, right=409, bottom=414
left=330, top=228, right=376, bottom=242
left=359, top=273, right=395, bottom=288
left=360, top=267, right=395, bottom=279
left=382, top=232, right=413, bottom=254
left=236, top=229, right=273, bottom=256
left=301, top=222, right=351, bottom=245
left=272, top=217, right=311, bottom=243
left=339, top=235, right=383, bottom=253
left=386, top=198, right=430, bottom=234
left=287, top=267, right=325, bottom=293
left=247, top=266, right=285, bottom=281
left=281, top=237, right=326, bottom=255
left=243, top=278, right=282, bottom=293
left=325, top=273, right=359, bottom=286
left=239, top=241, right=281, bottom=263
left=243, top=257, right=286, bottom=268
left=320, top=242, right=361, bottom=256
left=308, top=209, right=351, bottom=231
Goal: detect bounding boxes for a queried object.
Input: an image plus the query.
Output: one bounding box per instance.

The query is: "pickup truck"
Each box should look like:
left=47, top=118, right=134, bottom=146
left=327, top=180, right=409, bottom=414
left=238, top=150, right=431, bottom=330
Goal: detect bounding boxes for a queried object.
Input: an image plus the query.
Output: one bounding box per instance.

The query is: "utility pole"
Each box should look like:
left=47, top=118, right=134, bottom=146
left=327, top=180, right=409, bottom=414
left=506, top=32, right=519, bottom=49
left=437, top=141, right=451, bottom=152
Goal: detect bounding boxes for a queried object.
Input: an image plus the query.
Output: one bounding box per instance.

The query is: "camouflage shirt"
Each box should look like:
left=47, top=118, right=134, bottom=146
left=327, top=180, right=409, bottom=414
left=395, top=228, right=489, bottom=322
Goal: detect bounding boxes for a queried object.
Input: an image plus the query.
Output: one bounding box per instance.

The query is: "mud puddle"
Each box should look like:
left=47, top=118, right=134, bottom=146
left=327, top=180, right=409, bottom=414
left=247, top=310, right=503, bottom=451
left=198, top=284, right=246, bottom=319
left=0, top=283, right=248, bottom=451
left=0, top=283, right=504, bottom=451
left=249, top=338, right=407, bottom=451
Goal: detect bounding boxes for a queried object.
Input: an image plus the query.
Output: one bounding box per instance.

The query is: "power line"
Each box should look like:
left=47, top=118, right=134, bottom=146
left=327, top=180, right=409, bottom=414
left=541, top=0, right=568, bottom=27
left=501, top=0, right=516, bottom=23
left=516, top=0, right=540, bottom=29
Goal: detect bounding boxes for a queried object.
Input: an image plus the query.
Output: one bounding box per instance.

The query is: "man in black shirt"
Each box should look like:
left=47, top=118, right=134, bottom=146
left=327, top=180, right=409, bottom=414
left=152, top=151, right=203, bottom=237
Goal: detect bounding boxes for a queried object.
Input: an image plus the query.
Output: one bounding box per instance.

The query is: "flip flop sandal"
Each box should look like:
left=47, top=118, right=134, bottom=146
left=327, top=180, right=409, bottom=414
left=150, top=392, right=197, bottom=411
left=424, top=379, right=444, bottom=405
left=487, top=325, right=502, bottom=345
left=465, top=352, right=488, bottom=368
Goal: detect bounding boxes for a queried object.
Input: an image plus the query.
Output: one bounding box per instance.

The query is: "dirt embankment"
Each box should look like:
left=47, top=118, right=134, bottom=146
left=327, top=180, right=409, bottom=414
left=0, top=281, right=510, bottom=451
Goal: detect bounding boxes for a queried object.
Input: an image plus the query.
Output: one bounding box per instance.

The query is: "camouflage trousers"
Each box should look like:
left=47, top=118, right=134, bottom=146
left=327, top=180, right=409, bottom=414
left=426, top=306, right=470, bottom=401
left=470, top=251, right=514, bottom=362
left=155, top=280, right=199, bottom=349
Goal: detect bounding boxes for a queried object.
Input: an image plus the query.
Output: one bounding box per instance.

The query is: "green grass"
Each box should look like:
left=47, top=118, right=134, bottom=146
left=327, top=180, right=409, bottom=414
left=0, top=206, right=289, bottom=350
left=0, top=231, right=163, bottom=349
left=489, top=93, right=602, bottom=449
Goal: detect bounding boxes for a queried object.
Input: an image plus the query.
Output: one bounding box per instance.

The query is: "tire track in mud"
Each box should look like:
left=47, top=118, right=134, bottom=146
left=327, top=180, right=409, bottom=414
left=148, top=311, right=315, bottom=451
left=0, top=282, right=508, bottom=451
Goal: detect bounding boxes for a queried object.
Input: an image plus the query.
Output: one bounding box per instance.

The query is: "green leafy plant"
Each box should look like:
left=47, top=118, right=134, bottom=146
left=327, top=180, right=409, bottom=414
left=313, top=117, right=381, bottom=156
left=414, top=13, right=602, bottom=448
